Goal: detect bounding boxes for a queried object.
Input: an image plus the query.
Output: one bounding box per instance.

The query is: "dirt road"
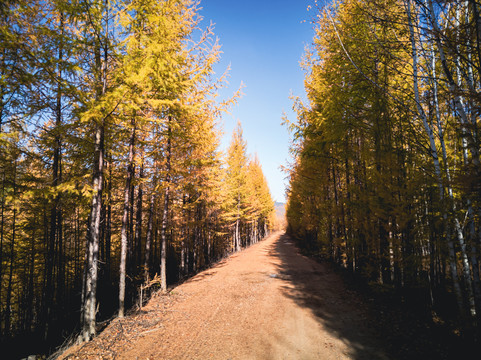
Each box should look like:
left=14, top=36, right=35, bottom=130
left=63, top=232, right=390, bottom=359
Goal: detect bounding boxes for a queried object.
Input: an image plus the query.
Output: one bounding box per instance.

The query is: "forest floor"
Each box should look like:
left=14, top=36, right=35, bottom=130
left=58, top=232, right=451, bottom=360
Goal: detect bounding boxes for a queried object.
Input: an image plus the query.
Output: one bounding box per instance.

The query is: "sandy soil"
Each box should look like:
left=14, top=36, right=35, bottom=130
left=61, top=232, right=390, bottom=360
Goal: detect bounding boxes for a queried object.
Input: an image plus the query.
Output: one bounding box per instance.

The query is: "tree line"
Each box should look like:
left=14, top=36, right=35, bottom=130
left=0, top=0, right=275, bottom=356
left=285, top=0, right=481, bottom=337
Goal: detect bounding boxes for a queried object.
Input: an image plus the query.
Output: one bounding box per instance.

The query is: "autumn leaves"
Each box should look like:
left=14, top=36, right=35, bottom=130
left=286, top=0, right=481, bottom=334
left=0, top=0, right=274, bottom=352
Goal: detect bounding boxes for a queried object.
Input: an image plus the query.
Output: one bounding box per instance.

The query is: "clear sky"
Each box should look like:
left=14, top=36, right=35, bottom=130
left=199, top=0, right=315, bottom=203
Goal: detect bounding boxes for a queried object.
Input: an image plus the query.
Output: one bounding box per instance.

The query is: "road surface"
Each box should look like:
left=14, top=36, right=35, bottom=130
left=63, top=232, right=389, bottom=359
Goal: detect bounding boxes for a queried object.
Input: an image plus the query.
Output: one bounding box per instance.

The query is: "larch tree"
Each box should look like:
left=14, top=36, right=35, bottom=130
left=0, top=0, right=275, bottom=356
left=226, top=122, right=250, bottom=252
left=286, top=0, right=481, bottom=336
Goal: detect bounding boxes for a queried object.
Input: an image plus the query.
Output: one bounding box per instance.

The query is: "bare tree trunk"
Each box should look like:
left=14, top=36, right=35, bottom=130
left=179, top=194, right=187, bottom=277
left=144, top=192, right=155, bottom=283
left=236, top=193, right=241, bottom=252
left=207, top=231, right=212, bottom=264
left=160, top=118, right=172, bottom=292
left=42, top=10, right=65, bottom=339
left=82, top=122, right=104, bottom=341
left=461, top=1, right=481, bottom=320
left=105, top=157, right=112, bottom=285
left=119, top=119, right=136, bottom=318
left=80, top=217, right=89, bottom=326
left=135, top=159, right=144, bottom=268
left=407, top=0, right=467, bottom=321
left=54, top=6, right=65, bottom=323
left=469, top=0, right=481, bottom=83
left=235, top=218, right=239, bottom=252
left=25, top=228, right=36, bottom=332
left=128, top=168, right=135, bottom=276
left=0, top=173, right=5, bottom=321
left=4, top=161, right=16, bottom=335
left=427, top=0, right=477, bottom=320
left=81, top=14, right=108, bottom=338
left=4, top=209, right=15, bottom=336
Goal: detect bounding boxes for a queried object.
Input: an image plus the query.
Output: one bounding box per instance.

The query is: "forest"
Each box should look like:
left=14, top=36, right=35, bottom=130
left=0, top=0, right=276, bottom=357
left=286, top=0, right=481, bottom=339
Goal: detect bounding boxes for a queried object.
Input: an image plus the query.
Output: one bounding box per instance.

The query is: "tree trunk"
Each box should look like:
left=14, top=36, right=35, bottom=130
left=144, top=192, right=155, bottom=283
left=427, top=0, right=478, bottom=321
left=407, top=0, right=468, bottom=322
left=4, top=162, right=16, bottom=335
left=128, top=166, right=135, bottom=275
left=180, top=194, right=187, bottom=277
left=42, top=10, right=65, bottom=339
left=105, top=157, right=112, bottom=285
left=236, top=192, right=241, bottom=252
left=80, top=0, right=112, bottom=340
left=119, top=119, right=136, bottom=318
left=235, top=217, right=240, bottom=252
left=135, top=159, right=144, bottom=269
left=25, top=227, right=36, bottom=332
left=82, top=122, right=104, bottom=341
left=160, top=118, right=172, bottom=292
left=0, top=173, right=5, bottom=321
left=81, top=24, right=108, bottom=339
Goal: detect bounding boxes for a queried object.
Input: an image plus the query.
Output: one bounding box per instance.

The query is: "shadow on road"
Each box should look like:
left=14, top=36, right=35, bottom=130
left=269, top=233, right=391, bottom=360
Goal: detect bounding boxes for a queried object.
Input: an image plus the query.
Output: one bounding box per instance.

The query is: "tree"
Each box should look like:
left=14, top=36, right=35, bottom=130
left=226, top=122, right=250, bottom=252
left=0, top=0, right=274, bottom=355
left=285, top=0, right=481, bottom=336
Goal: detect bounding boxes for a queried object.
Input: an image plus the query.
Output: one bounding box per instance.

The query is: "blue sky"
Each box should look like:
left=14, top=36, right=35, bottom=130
left=199, top=0, right=315, bottom=203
